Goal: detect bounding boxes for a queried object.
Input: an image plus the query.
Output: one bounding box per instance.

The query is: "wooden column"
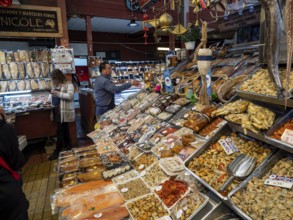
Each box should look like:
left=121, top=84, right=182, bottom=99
left=56, top=0, right=69, bottom=48
left=169, top=33, right=175, bottom=50
left=86, top=16, right=94, bottom=56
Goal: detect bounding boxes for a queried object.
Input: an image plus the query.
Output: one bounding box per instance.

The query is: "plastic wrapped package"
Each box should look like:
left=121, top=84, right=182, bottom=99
left=183, top=114, right=210, bottom=133
left=149, top=133, right=164, bottom=146
left=10, top=62, right=18, bottom=79
left=61, top=191, right=125, bottom=220
left=132, top=153, right=158, bottom=172
left=173, top=97, right=191, bottom=106
left=102, top=164, right=132, bottom=179
left=141, top=162, right=169, bottom=188
left=165, top=104, right=182, bottom=114
left=157, top=112, right=173, bottom=121
left=112, top=170, right=139, bottom=184
left=148, top=107, right=162, bottom=117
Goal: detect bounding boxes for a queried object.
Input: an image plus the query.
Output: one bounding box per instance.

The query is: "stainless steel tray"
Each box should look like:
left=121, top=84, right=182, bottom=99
left=184, top=124, right=276, bottom=201
left=236, top=80, right=293, bottom=108
left=265, top=109, right=293, bottom=154
left=226, top=150, right=286, bottom=220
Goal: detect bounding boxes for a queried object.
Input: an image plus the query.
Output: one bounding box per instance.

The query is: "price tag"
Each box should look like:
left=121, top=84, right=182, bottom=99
left=139, top=164, right=145, bottom=170
left=184, top=171, right=190, bottom=176
left=170, top=142, right=175, bottom=149
left=176, top=209, right=183, bottom=218
left=155, top=185, right=163, bottom=191
left=264, top=174, right=293, bottom=189
left=94, top=213, right=103, bottom=218
left=155, top=138, right=160, bottom=143
left=218, top=138, right=239, bottom=155
left=121, top=188, right=128, bottom=193
left=140, top=171, right=146, bottom=177
left=281, top=129, right=293, bottom=145
left=158, top=147, right=165, bottom=152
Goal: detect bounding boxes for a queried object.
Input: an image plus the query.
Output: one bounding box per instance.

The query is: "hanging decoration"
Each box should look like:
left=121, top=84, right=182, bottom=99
left=0, top=0, right=12, bottom=7
left=143, top=12, right=149, bottom=45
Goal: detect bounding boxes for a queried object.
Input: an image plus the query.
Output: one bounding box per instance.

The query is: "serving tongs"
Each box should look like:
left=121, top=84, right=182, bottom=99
left=219, top=154, right=256, bottom=192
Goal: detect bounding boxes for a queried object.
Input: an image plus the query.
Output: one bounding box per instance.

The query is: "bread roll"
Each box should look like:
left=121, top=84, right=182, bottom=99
left=41, top=62, right=49, bottom=77
left=0, top=81, right=7, bottom=92
left=10, top=62, right=18, bottom=79
left=19, top=50, right=29, bottom=63
left=30, top=79, right=39, bottom=90
left=14, top=51, right=21, bottom=62
left=0, top=64, right=2, bottom=79
left=3, top=64, right=11, bottom=79
left=18, top=63, right=25, bottom=79
left=41, top=49, right=48, bottom=62
left=26, top=62, right=34, bottom=78
left=17, top=80, right=26, bottom=91
left=25, top=80, right=31, bottom=90
left=8, top=80, right=16, bottom=91
left=0, top=51, right=6, bottom=64
left=33, top=62, right=40, bottom=77
left=38, top=79, right=47, bottom=89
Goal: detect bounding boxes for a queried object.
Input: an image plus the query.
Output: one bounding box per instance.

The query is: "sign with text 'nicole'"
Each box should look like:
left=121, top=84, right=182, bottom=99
left=0, top=4, right=63, bottom=38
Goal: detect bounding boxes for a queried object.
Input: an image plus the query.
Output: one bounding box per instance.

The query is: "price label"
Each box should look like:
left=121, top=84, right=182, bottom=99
left=94, top=213, right=103, bottom=218
left=121, top=188, right=128, bottom=193
left=281, top=129, right=293, bottom=145
left=218, top=138, right=239, bottom=155
left=176, top=209, right=183, bottom=218
left=158, top=147, right=165, bottom=152
left=155, top=138, right=160, bottom=143
left=155, top=185, right=163, bottom=191
left=264, top=179, right=293, bottom=189
left=138, top=164, right=145, bottom=170
left=184, top=171, right=190, bottom=176
left=140, top=171, right=146, bottom=177
left=264, top=174, right=293, bottom=189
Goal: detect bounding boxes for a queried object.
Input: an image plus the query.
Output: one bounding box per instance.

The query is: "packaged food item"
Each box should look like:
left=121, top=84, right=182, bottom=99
left=173, top=97, right=190, bottom=106
left=19, top=50, right=29, bottom=62
left=38, top=79, right=47, bottom=89
left=0, top=81, right=7, bottom=92
left=165, top=104, right=182, bottom=114
left=182, top=134, right=195, bottom=146
left=159, top=156, right=185, bottom=174
left=159, top=126, right=178, bottom=136
left=8, top=80, right=17, bottom=91
left=0, top=51, right=5, bottom=64
left=126, top=194, right=169, bottom=220
left=9, top=62, right=18, bottom=79
left=3, top=64, right=11, bottom=79
left=17, top=63, right=25, bottom=79
left=102, top=164, right=132, bottom=179
left=149, top=133, right=164, bottom=145
left=183, top=115, right=210, bottom=133
left=155, top=179, right=189, bottom=208
left=142, top=162, right=169, bottom=188
left=77, top=169, right=104, bottom=182
left=116, top=178, right=151, bottom=201
left=13, top=51, right=20, bottom=62
left=132, top=153, right=157, bottom=172
left=41, top=62, right=49, bottom=77
left=33, top=62, right=41, bottom=77
left=5, top=51, right=13, bottom=63
left=148, top=107, right=162, bottom=116
left=112, top=170, right=139, bottom=184
left=30, top=79, right=39, bottom=90
left=17, top=80, right=26, bottom=91
left=157, top=112, right=173, bottom=121
left=26, top=62, right=34, bottom=78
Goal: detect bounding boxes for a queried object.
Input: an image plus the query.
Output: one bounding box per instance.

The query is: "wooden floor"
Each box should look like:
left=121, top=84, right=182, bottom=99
left=21, top=113, right=94, bottom=220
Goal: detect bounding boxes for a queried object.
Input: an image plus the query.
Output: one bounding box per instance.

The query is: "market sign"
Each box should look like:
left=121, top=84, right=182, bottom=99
left=217, top=5, right=261, bottom=32
left=0, top=4, right=63, bottom=37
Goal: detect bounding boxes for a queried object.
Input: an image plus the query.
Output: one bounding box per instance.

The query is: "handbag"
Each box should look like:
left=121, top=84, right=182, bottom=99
left=0, top=156, right=21, bottom=180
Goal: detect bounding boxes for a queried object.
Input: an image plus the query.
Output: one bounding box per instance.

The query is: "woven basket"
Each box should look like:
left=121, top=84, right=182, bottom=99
left=217, top=75, right=248, bottom=103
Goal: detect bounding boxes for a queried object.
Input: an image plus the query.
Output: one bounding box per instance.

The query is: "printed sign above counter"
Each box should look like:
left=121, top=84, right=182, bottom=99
left=0, top=4, right=63, bottom=38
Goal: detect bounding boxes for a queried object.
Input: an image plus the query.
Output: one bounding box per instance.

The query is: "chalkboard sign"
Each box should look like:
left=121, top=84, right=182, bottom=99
left=0, top=4, right=63, bottom=38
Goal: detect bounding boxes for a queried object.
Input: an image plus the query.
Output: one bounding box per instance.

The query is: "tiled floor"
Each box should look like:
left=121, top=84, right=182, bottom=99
left=21, top=112, right=94, bottom=220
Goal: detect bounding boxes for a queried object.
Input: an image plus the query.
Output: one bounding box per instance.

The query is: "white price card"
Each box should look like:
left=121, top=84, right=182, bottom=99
left=218, top=138, right=239, bottom=155
left=94, top=213, right=103, bottom=218
left=264, top=174, right=293, bottom=189
left=121, top=188, right=129, bottom=193
left=281, top=129, right=293, bottom=145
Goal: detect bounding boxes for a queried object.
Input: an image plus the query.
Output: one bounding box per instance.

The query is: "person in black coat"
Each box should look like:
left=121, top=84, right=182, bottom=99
left=0, top=108, right=29, bottom=220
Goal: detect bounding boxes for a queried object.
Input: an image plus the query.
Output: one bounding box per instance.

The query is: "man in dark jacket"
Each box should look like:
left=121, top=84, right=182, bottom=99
left=0, top=107, right=29, bottom=220
left=94, top=61, right=140, bottom=117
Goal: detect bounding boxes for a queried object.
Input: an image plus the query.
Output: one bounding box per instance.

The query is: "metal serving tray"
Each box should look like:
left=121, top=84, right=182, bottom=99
left=226, top=150, right=286, bottom=220
left=265, top=109, right=293, bottom=154
left=184, top=124, right=276, bottom=201
left=236, top=73, right=293, bottom=107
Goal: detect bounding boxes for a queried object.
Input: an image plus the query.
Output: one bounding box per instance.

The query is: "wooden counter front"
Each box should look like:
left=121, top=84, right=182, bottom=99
left=14, top=109, right=78, bottom=147
left=79, top=91, right=95, bottom=133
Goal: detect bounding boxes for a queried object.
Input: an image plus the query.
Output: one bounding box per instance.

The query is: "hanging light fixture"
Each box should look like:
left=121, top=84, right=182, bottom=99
left=127, top=19, right=139, bottom=27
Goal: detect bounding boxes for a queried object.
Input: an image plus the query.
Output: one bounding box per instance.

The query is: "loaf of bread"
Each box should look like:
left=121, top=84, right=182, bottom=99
left=0, top=81, right=7, bottom=92
left=33, top=62, right=40, bottom=77
left=30, top=79, right=39, bottom=90
left=26, top=62, right=34, bottom=78
left=3, top=64, right=11, bottom=79
left=10, top=62, right=18, bottom=79
left=41, top=62, right=49, bottom=77
left=18, top=63, right=25, bottom=79
left=8, top=80, right=16, bottom=91
left=17, top=80, right=26, bottom=91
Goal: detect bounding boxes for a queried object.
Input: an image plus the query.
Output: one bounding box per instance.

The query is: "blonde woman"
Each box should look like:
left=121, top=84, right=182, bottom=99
left=49, top=69, right=75, bottom=160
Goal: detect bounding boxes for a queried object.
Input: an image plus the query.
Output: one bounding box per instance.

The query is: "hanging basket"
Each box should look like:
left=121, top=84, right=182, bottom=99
left=184, top=41, right=196, bottom=50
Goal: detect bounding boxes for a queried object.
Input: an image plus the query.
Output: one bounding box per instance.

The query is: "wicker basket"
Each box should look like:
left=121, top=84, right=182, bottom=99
left=217, top=75, right=248, bottom=103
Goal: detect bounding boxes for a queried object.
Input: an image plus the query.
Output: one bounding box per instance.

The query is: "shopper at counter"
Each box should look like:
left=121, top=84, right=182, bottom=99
left=94, top=61, right=140, bottom=117
left=0, top=107, right=29, bottom=220
left=48, top=69, right=75, bottom=161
